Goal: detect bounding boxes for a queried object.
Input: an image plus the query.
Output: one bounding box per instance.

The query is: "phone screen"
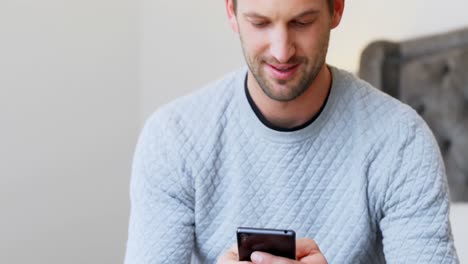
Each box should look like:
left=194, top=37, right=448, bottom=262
left=237, top=227, right=296, bottom=261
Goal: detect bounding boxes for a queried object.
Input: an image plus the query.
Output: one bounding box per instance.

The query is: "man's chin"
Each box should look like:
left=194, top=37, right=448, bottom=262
left=262, top=83, right=302, bottom=102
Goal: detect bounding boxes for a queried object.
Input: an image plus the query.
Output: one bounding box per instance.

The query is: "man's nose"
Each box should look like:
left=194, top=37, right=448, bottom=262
left=269, top=27, right=295, bottom=63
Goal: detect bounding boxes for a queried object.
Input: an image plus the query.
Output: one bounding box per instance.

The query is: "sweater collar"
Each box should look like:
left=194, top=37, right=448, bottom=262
left=234, top=65, right=343, bottom=143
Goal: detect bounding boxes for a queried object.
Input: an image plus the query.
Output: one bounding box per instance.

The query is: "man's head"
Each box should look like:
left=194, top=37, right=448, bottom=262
left=232, top=0, right=336, bottom=15
left=226, top=0, right=344, bottom=102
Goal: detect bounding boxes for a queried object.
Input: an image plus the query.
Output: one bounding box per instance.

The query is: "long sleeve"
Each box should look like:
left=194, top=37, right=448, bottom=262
left=379, top=113, right=459, bottom=263
left=125, top=112, right=195, bottom=264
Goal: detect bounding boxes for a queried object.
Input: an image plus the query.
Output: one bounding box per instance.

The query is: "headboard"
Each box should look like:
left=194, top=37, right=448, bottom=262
left=359, top=27, right=468, bottom=201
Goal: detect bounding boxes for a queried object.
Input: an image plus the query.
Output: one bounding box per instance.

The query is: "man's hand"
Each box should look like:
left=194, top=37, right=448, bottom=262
left=217, top=238, right=327, bottom=264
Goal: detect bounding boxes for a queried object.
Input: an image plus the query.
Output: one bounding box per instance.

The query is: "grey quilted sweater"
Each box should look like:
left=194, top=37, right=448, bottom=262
left=125, top=67, right=459, bottom=263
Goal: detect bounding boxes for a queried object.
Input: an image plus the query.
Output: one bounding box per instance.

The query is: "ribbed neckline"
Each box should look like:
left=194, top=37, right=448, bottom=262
left=235, top=65, right=343, bottom=144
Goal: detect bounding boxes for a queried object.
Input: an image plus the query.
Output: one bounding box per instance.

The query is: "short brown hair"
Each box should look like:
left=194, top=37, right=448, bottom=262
left=232, top=0, right=335, bottom=14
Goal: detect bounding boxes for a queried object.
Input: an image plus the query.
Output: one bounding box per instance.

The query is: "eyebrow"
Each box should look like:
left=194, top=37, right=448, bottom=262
left=243, top=9, right=320, bottom=20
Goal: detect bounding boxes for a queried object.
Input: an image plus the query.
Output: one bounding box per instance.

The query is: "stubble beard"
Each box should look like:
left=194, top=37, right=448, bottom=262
left=241, top=33, right=330, bottom=102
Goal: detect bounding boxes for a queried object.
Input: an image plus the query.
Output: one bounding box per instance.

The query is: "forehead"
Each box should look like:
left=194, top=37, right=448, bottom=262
left=236, top=0, right=326, bottom=17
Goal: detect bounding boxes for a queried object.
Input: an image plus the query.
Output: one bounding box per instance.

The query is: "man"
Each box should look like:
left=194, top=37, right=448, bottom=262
left=125, top=0, right=459, bottom=263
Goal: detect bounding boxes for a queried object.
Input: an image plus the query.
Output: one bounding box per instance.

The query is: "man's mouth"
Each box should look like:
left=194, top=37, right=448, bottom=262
left=272, top=65, right=297, bottom=71
left=266, top=63, right=300, bottom=80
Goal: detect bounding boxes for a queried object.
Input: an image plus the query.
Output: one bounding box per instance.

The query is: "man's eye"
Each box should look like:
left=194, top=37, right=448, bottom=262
left=251, top=21, right=269, bottom=28
left=291, top=21, right=312, bottom=27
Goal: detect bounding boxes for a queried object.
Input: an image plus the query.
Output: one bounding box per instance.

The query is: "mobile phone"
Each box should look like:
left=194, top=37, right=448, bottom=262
left=237, top=227, right=296, bottom=261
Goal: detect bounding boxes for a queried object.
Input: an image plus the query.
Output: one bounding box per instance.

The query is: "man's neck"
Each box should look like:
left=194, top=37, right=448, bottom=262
left=247, top=64, right=332, bottom=129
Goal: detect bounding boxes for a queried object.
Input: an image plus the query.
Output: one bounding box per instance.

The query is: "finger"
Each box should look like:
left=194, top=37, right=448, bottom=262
left=299, top=253, right=327, bottom=264
left=229, top=243, right=239, bottom=254
left=250, top=251, right=296, bottom=264
left=217, top=244, right=252, bottom=264
left=296, top=238, right=321, bottom=259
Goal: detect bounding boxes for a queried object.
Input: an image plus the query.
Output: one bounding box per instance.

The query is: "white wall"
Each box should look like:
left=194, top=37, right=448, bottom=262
left=139, top=0, right=244, bottom=122
left=451, top=204, right=468, bottom=262
left=0, top=0, right=138, bottom=263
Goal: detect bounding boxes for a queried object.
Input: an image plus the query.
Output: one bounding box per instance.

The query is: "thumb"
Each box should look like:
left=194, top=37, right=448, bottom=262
left=251, top=251, right=294, bottom=264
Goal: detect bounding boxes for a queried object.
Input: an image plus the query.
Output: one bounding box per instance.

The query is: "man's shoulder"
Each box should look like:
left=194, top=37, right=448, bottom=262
left=331, top=66, right=429, bottom=140
left=331, top=66, right=406, bottom=114
left=143, top=68, right=245, bottom=138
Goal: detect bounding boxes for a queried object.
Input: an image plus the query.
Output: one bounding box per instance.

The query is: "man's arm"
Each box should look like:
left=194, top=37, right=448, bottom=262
left=124, top=112, right=195, bottom=263
left=380, top=114, right=459, bottom=263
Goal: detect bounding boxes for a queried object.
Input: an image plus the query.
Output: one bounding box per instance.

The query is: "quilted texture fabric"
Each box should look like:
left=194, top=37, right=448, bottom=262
left=125, top=67, right=459, bottom=263
left=358, top=27, right=468, bottom=202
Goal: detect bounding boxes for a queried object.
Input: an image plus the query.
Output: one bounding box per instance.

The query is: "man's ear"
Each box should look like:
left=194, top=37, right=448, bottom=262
left=331, top=0, right=345, bottom=29
left=225, top=0, right=239, bottom=33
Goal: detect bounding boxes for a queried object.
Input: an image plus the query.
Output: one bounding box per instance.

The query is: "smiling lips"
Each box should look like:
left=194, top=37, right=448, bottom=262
left=266, top=63, right=300, bottom=80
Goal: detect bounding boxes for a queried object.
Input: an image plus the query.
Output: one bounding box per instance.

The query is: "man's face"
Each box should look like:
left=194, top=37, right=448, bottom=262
left=229, top=0, right=337, bottom=102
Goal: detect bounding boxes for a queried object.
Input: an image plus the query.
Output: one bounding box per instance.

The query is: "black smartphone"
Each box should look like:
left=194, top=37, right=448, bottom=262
left=237, top=227, right=296, bottom=261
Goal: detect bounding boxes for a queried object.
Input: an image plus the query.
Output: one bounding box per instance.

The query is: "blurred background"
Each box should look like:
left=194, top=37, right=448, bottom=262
left=1, top=0, right=467, bottom=263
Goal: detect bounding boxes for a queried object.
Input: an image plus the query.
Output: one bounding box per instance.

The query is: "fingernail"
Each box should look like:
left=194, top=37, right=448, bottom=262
left=251, top=252, right=263, bottom=263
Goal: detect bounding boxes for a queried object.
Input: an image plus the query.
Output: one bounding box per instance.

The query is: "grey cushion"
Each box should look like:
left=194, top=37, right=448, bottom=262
left=359, top=27, right=468, bottom=201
